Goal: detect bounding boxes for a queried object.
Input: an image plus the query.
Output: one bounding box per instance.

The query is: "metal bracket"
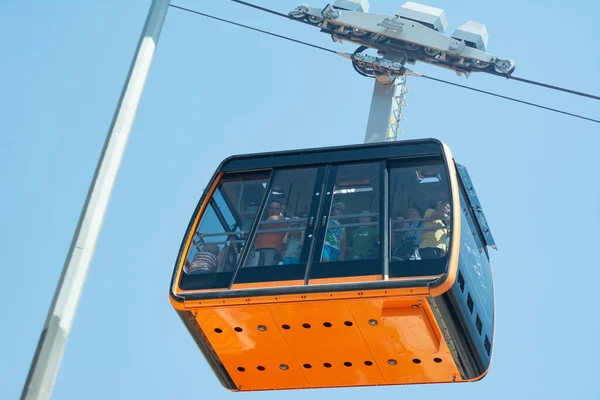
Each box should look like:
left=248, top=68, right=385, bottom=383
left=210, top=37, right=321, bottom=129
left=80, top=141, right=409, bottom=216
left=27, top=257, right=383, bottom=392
left=289, top=3, right=515, bottom=77
left=387, top=75, right=408, bottom=141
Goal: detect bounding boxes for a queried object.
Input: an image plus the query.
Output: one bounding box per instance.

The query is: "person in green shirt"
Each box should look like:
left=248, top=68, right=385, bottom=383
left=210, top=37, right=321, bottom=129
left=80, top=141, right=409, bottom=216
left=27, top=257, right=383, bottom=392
left=348, top=210, right=379, bottom=260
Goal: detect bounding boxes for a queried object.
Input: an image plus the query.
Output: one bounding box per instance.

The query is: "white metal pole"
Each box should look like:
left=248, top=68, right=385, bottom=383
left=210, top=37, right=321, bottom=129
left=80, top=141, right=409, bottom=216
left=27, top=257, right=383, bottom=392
left=21, top=1, right=170, bottom=399
left=363, top=76, right=408, bottom=143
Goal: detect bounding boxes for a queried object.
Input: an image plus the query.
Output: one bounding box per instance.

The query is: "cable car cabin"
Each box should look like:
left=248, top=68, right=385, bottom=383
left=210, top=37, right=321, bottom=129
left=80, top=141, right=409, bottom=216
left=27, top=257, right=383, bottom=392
left=169, top=139, right=496, bottom=391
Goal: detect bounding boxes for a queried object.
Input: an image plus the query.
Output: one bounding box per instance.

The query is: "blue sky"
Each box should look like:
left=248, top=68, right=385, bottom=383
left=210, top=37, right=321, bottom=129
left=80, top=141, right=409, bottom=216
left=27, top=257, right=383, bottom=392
left=1, top=0, right=599, bottom=399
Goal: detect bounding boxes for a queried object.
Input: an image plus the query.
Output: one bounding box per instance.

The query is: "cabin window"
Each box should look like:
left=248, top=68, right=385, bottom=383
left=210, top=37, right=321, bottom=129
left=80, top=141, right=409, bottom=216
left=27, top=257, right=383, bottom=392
left=178, top=156, right=456, bottom=291
left=388, top=161, right=450, bottom=277
left=309, top=162, right=382, bottom=280
left=234, top=167, right=322, bottom=284
left=179, top=171, right=270, bottom=290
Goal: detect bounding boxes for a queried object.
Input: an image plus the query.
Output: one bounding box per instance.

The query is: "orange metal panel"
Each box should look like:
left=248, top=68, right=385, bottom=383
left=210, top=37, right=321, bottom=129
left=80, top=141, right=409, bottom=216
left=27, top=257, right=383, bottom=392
left=195, top=306, right=310, bottom=390
left=190, top=295, right=463, bottom=390
left=267, top=301, right=385, bottom=387
left=348, top=299, right=462, bottom=384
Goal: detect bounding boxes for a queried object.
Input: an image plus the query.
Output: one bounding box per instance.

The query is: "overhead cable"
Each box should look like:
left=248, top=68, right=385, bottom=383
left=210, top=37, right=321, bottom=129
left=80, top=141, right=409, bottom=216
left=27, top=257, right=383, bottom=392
left=419, top=75, right=600, bottom=124
left=230, top=0, right=308, bottom=23
left=169, top=4, right=337, bottom=54
left=507, top=75, right=600, bottom=101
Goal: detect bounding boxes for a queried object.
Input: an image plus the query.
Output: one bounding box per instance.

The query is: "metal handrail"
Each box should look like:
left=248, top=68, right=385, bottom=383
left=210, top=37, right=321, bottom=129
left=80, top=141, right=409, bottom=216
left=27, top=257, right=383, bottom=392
left=393, top=227, right=449, bottom=233
left=329, top=221, right=379, bottom=229
left=330, top=212, right=379, bottom=220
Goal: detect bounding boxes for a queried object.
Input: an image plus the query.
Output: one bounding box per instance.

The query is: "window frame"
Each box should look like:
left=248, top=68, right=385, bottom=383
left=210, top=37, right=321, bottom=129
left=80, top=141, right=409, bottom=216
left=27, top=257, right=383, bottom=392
left=176, top=170, right=273, bottom=291
left=386, top=156, right=453, bottom=279
left=170, top=140, right=458, bottom=302
left=229, top=166, right=328, bottom=286
left=306, top=161, right=387, bottom=283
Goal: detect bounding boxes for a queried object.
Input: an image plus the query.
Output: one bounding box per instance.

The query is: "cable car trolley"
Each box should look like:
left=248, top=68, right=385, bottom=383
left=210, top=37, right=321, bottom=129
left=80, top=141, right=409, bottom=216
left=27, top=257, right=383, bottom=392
left=169, top=139, right=496, bottom=391
left=169, top=0, right=505, bottom=391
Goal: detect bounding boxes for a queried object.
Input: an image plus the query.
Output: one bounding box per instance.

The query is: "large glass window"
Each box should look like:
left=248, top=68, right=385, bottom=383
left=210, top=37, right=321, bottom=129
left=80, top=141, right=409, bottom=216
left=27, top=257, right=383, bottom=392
left=178, top=157, right=455, bottom=291
left=179, top=172, right=270, bottom=290
left=309, top=162, right=381, bottom=280
left=388, top=161, right=450, bottom=278
left=234, top=167, right=322, bottom=284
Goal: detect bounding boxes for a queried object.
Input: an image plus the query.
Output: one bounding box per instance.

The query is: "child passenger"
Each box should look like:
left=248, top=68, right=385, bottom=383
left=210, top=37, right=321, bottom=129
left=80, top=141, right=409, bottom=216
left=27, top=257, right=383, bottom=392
left=282, top=215, right=305, bottom=264
left=348, top=210, right=378, bottom=260
left=322, top=202, right=346, bottom=262
left=185, top=244, right=219, bottom=274
left=392, top=206, right=423, bottom=261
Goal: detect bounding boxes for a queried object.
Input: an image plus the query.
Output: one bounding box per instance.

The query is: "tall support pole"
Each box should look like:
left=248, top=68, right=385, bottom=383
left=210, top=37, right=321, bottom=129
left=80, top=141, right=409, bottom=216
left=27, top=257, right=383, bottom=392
left=363, top=75, right=409, bottom=143
left=20, top=1, right=170, bottom=399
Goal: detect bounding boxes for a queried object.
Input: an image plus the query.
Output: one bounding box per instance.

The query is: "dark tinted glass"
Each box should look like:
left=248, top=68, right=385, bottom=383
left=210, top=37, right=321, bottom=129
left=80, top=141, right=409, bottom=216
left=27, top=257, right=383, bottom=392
left=388, top=162, right=450, bottom=278
left=179, top=171, right=270, bottom=290
left=235, top=168, right=321, bottom=284
left=309, top=162, right=382, bottom=280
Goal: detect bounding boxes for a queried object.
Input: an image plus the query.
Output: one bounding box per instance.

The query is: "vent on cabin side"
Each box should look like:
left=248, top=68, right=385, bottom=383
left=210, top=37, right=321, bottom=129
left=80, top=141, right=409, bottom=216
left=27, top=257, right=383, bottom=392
left=484, top=335, right=491, bottom=356
left=457, top=270, right=465, bottom=292
left=467, top=293, right=474, bottom=314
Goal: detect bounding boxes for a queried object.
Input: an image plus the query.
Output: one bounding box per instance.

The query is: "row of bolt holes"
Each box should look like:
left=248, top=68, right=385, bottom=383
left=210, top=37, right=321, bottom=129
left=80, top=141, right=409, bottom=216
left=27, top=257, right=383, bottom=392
left=237, top=358, right=443, bottom=372
left=214, top=321, right=358, bottom=334
left=216, top=322, right=442, bottom=371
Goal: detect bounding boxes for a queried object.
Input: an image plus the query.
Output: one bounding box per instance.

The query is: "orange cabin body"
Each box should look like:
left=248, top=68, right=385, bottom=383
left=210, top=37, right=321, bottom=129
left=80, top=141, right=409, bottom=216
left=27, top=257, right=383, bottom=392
left=170, top=140, right=496, bottom=391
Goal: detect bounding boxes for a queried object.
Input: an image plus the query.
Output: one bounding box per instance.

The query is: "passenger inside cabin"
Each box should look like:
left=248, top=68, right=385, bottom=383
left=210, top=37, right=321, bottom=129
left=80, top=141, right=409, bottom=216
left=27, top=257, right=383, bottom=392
left=392, top=205, right=423, bottom=261
left=185, top=244, right=219, bottom=274
left=282, top=214, right=306, bottom=264
left=218, top=234, right=239, bottom=272
left=270, top=186, right=290, bottom=217
left=322, top=202, right=347, bottom=262
left=246, top=199, right=287, bottom=267
left=418, top=200, right=450, bottom=259
left=348, top=210, right=378, bottom=260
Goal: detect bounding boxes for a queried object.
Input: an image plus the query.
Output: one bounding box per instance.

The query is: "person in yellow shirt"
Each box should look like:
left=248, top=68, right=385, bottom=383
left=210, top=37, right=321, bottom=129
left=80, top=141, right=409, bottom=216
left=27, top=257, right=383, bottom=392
left=418, top=200, right=450, bottom=259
